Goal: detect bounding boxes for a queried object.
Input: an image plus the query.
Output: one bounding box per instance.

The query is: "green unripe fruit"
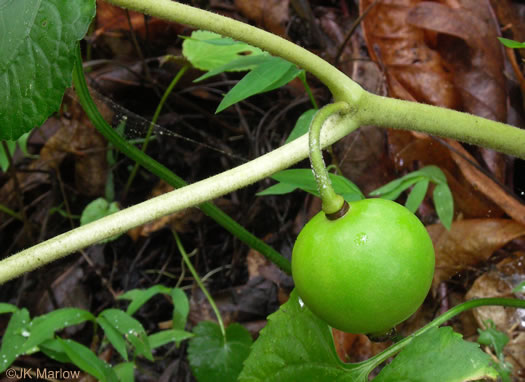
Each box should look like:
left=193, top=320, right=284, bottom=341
left=292, top=198, right=435, bottom=334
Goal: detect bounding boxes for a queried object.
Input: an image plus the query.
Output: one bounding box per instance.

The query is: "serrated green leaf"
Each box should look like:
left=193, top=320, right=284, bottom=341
left=97, top=316, right=128, bottom=361
left=99, top=309, right=153, bottom=361
left=57, top=338, right=118, bottom=382
left=0, top=0, right=96, bottom=140
left=114, top=362, right=135, bottom=382
left=118, top=285, right=171, bottom=316
left=216, top=57, right=299, bottom=113
left=238, top=290, right=360, bottom=382
left=0, top=308, right=30, bottom=372
left=148, top=329, right=194, bottom=349
left=182, top=30, right=265, bottom=71
left=497, top=37, right=525, bottom=49
left=374, top=327, right=498, bottom=382
left=22, top=308, right=95, bottom=352
left=285, top=109, right=317, bottom=143
left=433, top=183, right=454, bottom=230
left=171, top=288, right=190, bottom=330
left=405, top=179, right=429, bottom=213
left=188, top=321, right=253, bottom=382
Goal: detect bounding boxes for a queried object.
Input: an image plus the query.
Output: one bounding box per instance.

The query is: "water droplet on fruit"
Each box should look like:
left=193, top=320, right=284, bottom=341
left=354, top=232, right=368, bottom=245
left=298, top=297, right=305, bottom=309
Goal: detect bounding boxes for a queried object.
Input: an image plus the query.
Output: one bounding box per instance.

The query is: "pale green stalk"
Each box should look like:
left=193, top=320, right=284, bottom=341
left=308, top=102, right=350, bottom=215
left=0, top=115, right=359, bottom=283
left=1, top=0, right=525, bottom=283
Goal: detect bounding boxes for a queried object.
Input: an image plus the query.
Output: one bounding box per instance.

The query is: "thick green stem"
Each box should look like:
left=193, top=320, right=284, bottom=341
left=358, top=297, right=525, bottom=376
left=309, top=102, right=350, bottom=215
left=71, top=46, right=291, bottom=275
left=354, top=92, right=525, bottom=160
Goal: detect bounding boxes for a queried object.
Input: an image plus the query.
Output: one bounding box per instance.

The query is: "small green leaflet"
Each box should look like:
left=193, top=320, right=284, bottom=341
left=497, top=37, right=525, bottom=49
left=370, top=165, right=454, bottom=229
left=285, top=109, right=317, bottom=143
left=182, top=30, right=303, bottom=113
left=80, top=197, right=121, bottom=243
left=257, top=169, right=365, bottom=202
left=182, top=30, right=265, bottom=71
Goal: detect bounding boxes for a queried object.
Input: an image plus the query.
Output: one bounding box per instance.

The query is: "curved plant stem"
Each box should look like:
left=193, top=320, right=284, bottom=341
left=105, top=0, right=525, bottom=160
left=308, top=102, right=350, bottom=215
left=105, top=0, right=364, bottom=104
left=355, top=92, right=525, bottom=160
left=173, top=231, right=226, bottom=338
left=71, top=46, right=291, bottom=275
left=355, top=297, right=525, bottom=376
left=124, top=64, right=189, bottom=196
left=0, top=48, right=359, bottom=284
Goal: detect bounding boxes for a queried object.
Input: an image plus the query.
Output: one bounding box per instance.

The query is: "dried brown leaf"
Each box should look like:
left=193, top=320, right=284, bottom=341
left=429, top=219, right=525, bottom=291
left=360, top=0, right=460, bottom=108
left=234, top=0, right=290, bottom=37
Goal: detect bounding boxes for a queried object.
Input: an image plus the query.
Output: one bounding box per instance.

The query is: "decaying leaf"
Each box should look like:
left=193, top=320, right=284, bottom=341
left=234, top=0, right=290, bottom=37
left=465, top=253, right=525, bottom=375
left=429, top=219, right=525, bottom=291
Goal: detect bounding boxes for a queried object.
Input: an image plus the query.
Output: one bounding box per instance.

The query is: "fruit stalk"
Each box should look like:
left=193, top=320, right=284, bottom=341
left=308, top=102, right=350, bottom=216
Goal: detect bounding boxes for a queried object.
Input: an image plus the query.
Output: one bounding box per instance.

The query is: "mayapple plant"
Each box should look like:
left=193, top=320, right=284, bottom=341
left=1, top=0, right=525, bottom=381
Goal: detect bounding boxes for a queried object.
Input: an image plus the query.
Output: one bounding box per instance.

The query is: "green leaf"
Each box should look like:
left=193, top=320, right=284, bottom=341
left=182, top=30, right=265, bottom=71
left=512, top=281, right=525, bottom=293
left=258, top=169, right=364, bottom=202
left=374, top=327, right=498, bottom=382
left=148, top=329, right=194, bottom=349
left=405, top=179, right=429, bottom=213
left=171, top=288, right=190, bottom=331
left=114, top=362, right=135, bottom=382
left=188, top=322, right=253, bottom=382
left=97, top=316, right=129, bottom=361
left=0, top=0, right=96, bottom=140
left=419, top=165, right=447, bottom=184
left=57, top=338, right=118, bottom=382
left=497, top=37, right=525, bottom=49
left=118, top=284, right=172, bottom=316
left=22, top=308, right=95, bottom=352
left=216, top=57, right=300, bottom=113
left=285, top=109, right=317, bottom=143
left=0, top=303, right=18, bottom=314
left=38, top=339, right=72, bottom=363
left=238, top=290, right=360, bottom=381
left=194, top=55, right=271, bottom=82
left=256, top=182, right=298, bottom=196
left=0, top=140, right=16, bottom=172
left=80, top=197, right=121, bottom=243
left=370, top=176, right=424, bottom=200
left=433, top=183, right=454, bottom=230
left=99, top=309, right=153, bottom=361
left=0, top=308, right=31, bottom=372
left=477, top=321, right=509, bottom=359
left=80, top=197, right=120, bottom=225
